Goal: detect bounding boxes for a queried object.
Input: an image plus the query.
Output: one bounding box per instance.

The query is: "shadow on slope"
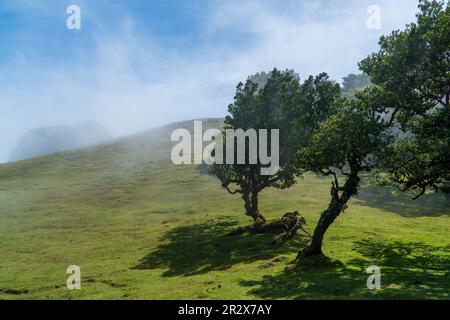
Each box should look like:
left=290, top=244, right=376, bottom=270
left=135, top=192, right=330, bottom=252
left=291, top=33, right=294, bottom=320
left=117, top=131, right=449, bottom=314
left=133, top=218, right=307, bottom=277
left=241, top=240, right=450, bottom=299
left=356, top=185, right=450, bottom=217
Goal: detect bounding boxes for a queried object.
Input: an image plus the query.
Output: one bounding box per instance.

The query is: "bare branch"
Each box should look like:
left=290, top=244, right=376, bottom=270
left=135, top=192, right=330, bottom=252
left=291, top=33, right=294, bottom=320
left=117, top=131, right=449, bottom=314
left=225, top=186, right=241, bottom=195
left=412, top=186, right=426, bottom=200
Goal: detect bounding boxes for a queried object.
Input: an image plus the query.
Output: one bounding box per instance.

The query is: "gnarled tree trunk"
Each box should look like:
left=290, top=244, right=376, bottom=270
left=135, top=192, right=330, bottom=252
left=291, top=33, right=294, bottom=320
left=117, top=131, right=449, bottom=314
left=300, top=166, right=361, bottom=259
left=242, top=190, right=267, bottom=226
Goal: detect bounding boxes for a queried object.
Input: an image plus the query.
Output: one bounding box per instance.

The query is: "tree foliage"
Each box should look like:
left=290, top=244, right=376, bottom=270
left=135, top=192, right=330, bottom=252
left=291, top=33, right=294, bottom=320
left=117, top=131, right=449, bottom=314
left=359, top=0, right=450, bottom=197
left=296, top=95, right=392, bottom=257
left=341, top=73, right=371, bottom=96
left=212, top=69, right=340, bottom=226
left=297, top=0, right=449, bottom=258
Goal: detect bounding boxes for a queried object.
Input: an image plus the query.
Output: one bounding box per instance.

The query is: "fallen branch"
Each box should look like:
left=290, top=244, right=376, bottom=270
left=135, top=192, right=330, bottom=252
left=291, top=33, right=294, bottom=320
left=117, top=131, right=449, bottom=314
left=271, top=211, right=310, bottom=246
left=226, top=210, right=309, bottom=242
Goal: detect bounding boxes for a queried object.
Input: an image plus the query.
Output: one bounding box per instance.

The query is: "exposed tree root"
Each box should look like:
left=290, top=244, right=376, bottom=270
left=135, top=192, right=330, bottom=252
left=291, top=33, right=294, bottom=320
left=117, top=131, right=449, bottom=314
left=227, top=211, right=311, bottom=245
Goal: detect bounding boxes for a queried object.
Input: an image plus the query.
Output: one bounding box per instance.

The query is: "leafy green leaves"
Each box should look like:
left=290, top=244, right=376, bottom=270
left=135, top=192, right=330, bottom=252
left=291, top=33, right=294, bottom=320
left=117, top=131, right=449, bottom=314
left=212, top=68, right=342, bottom=209
left=360, top=0, right=450, bottom=196
left=296, top=101, right=391, bottom=175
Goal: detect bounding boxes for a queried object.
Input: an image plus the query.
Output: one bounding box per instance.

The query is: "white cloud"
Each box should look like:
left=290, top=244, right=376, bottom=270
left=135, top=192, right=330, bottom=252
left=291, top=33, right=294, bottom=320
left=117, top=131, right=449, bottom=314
left=0, top=0, right=420, bottom=163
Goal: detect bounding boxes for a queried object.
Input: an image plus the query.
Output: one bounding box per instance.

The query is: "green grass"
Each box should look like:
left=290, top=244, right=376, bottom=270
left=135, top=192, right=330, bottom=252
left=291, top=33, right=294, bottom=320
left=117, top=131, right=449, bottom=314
left=0, top=119, right=449, bottom=300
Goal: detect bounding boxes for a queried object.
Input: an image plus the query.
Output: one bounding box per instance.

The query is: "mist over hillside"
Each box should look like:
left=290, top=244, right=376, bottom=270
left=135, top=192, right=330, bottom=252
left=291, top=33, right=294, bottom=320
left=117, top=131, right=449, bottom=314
left=0, top=117, right=449, bottom=300
left=9, top=122, right=112, bottom=162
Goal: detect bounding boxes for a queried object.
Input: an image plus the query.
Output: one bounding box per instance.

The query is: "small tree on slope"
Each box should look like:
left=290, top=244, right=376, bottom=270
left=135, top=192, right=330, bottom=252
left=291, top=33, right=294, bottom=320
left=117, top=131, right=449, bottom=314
left=297, top=97, right=393, bottom=258
left=212, top=69, right=341, bottom=228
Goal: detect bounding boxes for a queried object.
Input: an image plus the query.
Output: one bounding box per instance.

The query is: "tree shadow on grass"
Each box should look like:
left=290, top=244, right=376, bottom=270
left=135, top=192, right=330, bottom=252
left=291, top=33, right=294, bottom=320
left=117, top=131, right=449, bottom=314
left=242, top=240, right=450, bottom=299
left=355, top=184, right=450, bottom=217
left=133, top=217, right=308, bottom=277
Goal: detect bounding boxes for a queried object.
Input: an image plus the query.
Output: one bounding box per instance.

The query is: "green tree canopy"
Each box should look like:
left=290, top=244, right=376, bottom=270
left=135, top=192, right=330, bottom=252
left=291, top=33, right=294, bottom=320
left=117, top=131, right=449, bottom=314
left=296, top=95, right=392, bottom=258
left=341, top=73, right=371, bottom=95
left=359, top=0, right=450, bottom=197
left=212, top=69, right=341, bottom=227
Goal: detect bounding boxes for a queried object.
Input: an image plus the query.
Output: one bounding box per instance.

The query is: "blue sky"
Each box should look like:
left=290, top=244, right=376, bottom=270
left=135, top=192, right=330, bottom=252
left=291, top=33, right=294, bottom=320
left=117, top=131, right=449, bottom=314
left=0, top=0, right=420, bottom=163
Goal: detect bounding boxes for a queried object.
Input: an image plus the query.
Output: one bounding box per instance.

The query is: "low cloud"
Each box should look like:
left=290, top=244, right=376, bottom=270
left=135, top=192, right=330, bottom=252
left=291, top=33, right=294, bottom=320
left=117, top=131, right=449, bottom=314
left=0, top=0, right=419, bottom=163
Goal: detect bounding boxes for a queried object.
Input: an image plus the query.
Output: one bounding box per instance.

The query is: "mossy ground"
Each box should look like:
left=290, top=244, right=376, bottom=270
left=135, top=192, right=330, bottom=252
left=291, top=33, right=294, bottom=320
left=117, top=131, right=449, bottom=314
left=1, top=120, right=449, bottom=299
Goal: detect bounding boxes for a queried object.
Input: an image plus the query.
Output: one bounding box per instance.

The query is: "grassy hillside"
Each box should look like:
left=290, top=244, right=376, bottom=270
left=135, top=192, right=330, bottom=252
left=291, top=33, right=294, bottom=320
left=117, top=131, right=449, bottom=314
left=0, top=118, right=449, bottom=300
